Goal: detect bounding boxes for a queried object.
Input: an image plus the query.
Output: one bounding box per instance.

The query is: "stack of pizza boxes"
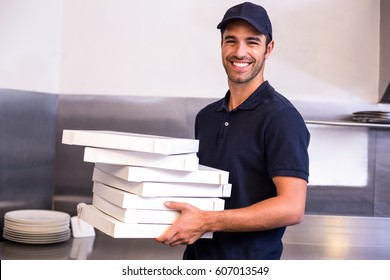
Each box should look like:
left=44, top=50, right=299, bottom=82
left=62, top=130, right=231, bottom=239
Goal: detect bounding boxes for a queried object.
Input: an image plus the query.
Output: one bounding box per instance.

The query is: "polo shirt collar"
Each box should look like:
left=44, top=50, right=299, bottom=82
left=216, top=81, right=272, bottom=112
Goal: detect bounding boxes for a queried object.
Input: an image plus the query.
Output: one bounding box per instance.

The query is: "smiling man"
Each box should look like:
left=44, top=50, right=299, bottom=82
left=156, top=2, right=310, bottom=260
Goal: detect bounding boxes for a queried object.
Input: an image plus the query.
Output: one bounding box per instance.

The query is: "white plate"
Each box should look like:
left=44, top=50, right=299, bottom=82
left=5, top=210, right=70, bottom=225
left=3, top=229, right=71, bottom=244
left=4, top=221, right=69, bottom=234
left=3, top=228, right=70, bottom=238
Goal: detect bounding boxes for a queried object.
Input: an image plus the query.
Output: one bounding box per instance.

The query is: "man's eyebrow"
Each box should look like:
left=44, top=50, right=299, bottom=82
left=246, top=36, right=262, bottom=42
left=223, top=35, right=236, bottom=41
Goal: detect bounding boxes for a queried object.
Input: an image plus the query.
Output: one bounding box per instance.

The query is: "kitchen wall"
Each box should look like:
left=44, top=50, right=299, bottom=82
left=0, top=0, right=63, bottom=93
left=0, top=0, right=382, bottom=102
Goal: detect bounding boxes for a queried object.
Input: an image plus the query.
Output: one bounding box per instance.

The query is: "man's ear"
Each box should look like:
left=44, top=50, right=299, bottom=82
left=265, top=40, right=274, bottom=59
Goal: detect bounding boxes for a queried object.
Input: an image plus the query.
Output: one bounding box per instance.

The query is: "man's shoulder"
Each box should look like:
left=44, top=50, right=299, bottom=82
left=260, top=84, right=301, bottom=115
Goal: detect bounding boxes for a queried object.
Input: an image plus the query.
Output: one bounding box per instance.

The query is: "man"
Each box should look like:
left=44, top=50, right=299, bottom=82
left=156, top=2, right=310, bottom=260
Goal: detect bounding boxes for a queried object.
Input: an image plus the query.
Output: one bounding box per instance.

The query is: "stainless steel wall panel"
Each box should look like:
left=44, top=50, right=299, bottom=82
left=304, top=130, right=376, bottom=216
left=0, top=89, right=57, bottom=238
left=374, top=129, right=390, bottom=216
left=185, top=98, right=217, bottom=138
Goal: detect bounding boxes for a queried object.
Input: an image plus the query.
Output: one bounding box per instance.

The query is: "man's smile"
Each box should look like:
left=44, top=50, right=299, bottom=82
left=232, top=61, right=250, bottom=68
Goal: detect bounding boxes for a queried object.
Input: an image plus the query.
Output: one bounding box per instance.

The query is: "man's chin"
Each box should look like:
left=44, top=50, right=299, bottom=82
left=228, top=75, right=251, bottom=84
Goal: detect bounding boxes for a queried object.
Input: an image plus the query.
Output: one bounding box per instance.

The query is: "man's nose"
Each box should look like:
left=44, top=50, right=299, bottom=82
left=233, top=42, right=248, bottom=57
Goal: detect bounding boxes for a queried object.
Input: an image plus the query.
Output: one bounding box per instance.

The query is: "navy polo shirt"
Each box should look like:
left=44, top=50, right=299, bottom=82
left=183, top=81, right=310, bottom=260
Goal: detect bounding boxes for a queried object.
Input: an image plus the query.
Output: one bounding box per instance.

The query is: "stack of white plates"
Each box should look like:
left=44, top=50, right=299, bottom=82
left=3, top=210, right=71, bottom=244
left=352, top=111, right=390, bottom=124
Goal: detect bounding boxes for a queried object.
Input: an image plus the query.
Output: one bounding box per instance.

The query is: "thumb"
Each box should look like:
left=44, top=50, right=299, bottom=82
left=164, top=201, right=179, bottom=210
left=164, top=201, right=191, bottom=211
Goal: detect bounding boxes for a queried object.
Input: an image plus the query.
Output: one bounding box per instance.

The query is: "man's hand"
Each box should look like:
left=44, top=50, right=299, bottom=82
left=155, top=201, right=207, bottom=247
left=155, top=176, right=307, bottom=247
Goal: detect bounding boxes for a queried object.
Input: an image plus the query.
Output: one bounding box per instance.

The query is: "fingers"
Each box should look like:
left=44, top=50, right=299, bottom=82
left=155, top=212, right=182, bottom=245
left=155, top=225, right=202, bottom=247
left=155, top=216, right=191, bottom=246
left=155, top=226, right=182, bottom=247
left=156, top=230, right=196, bottom=247
left=155, top=202, right=203, bottom=246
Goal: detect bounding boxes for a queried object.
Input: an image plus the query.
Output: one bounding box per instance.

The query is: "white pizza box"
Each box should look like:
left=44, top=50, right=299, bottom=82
left=62, top=129, right=199, bottom=155
left=93, top=181, right=225, bottom=210
left=95, top=162, right=229, bottom=185
left=78, top=204, right=212, bottom=238
left=93, top=168, right=232, bottom=198
left=84, top=147, right=199, bottom=171
left=92, top=193, right=179, bottom=224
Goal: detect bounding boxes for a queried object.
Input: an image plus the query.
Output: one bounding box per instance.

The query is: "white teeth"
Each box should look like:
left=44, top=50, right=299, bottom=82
left=233, top=62, right=249, bottom=68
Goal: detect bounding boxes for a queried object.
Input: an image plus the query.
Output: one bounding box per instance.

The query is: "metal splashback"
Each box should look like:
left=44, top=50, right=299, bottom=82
left=0, top=89, right=57, bottom=238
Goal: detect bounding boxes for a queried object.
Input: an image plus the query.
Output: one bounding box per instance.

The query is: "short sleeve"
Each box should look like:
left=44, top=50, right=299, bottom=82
left=265, top=107, right=310, bottom=181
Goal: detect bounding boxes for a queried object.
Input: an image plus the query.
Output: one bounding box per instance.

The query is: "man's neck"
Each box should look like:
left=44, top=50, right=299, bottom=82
left=228, top=78, right=264, bottom=111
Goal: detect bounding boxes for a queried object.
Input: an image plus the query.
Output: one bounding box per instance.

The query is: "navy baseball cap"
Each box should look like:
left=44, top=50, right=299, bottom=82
left=217, top=2, right=272, bottom=40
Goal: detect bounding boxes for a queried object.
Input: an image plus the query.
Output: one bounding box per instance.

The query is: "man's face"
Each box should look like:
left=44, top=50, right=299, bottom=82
left=221, top=20, right=270, bottom=85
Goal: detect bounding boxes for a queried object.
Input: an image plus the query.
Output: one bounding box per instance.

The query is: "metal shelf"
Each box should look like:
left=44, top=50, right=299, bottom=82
left=305, top=120, right=390, bottom=129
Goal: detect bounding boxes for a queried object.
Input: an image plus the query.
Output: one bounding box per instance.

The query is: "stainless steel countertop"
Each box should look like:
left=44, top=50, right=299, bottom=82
left=1, top=215, right=389, bottom=260
left=0, top=231, right=183, bottom=260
